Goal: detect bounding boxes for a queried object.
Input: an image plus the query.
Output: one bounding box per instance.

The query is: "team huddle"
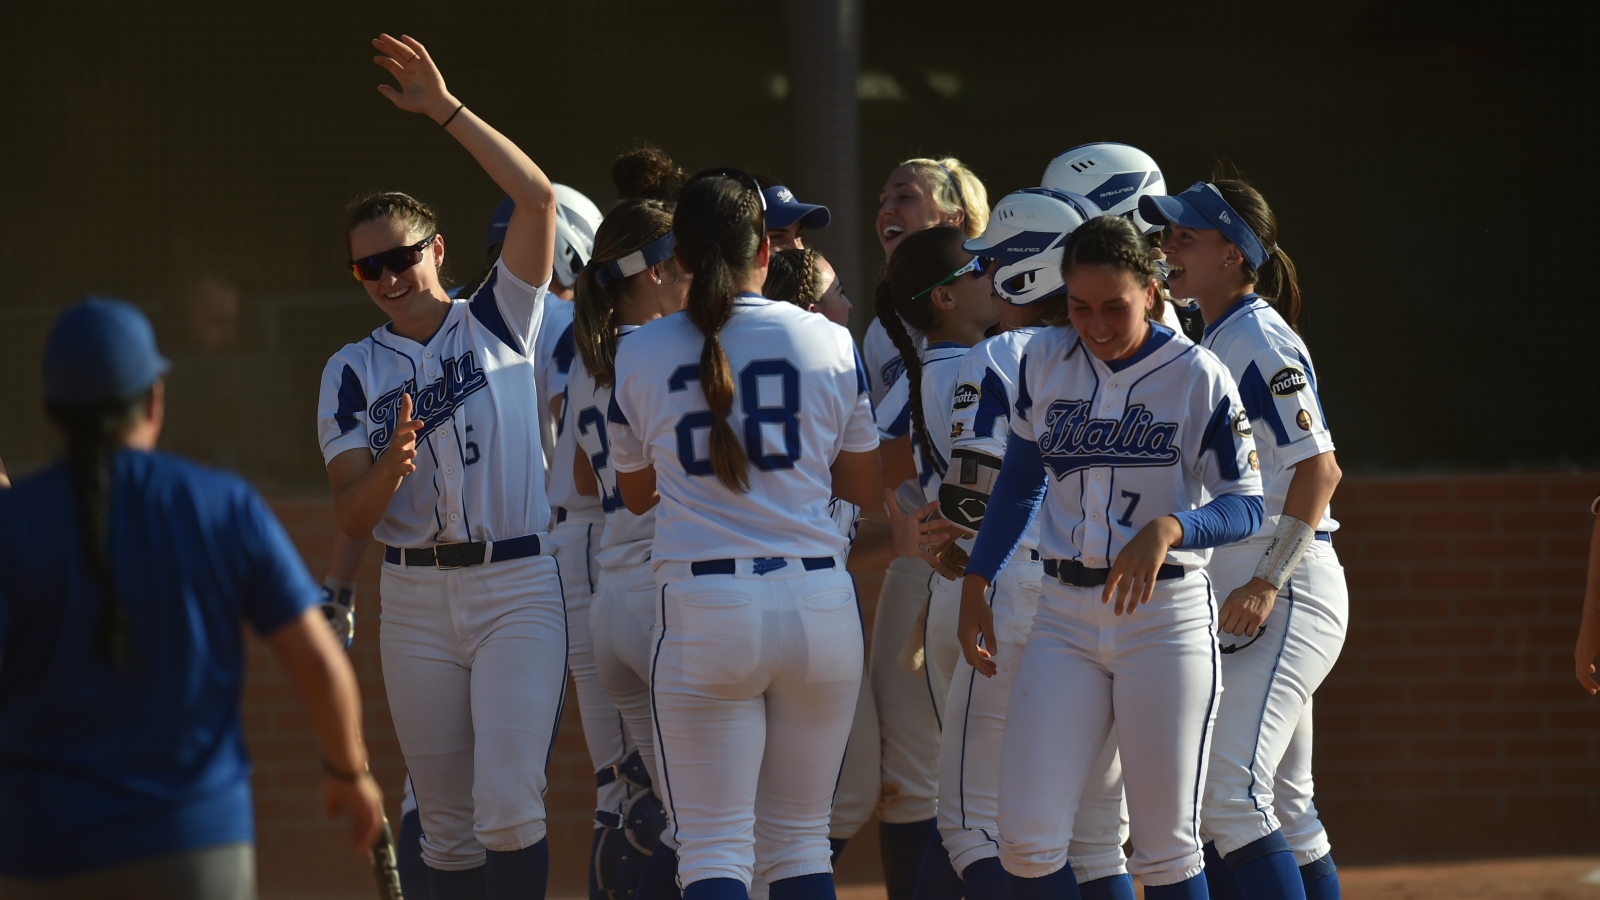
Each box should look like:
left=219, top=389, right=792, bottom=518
left=318, top=34, right=1348, bottom=900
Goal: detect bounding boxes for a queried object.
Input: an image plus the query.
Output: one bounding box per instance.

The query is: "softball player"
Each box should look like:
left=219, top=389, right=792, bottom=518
left=761, top=183, right=831, bottom=252
left=959, top=214, right=1264, bottom=899
left=1141, top=180, right=1347, bottom=900
left=916, top=189, right=1136, bottom=900
left=607, top=170, right=881, bottom=900
left=568, top=151, right=690, bottom=899
left=865, top=157, right=991, bottom=900
left=316, top=34, right=566, bottom=897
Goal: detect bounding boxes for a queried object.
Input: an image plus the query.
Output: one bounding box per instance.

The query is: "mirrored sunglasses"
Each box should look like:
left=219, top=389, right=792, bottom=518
left=349, top=234, right=436, bottom=282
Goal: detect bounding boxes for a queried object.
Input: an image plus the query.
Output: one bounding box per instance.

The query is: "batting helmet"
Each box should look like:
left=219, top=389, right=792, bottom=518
left=962, top=188, right=1100, bottom=306
left=1041, top=143, right=1166, bottom=235
left=484, top=184, right=604, bottom=290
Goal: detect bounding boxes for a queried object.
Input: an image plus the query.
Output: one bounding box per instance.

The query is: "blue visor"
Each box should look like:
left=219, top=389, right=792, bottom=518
left=1138, top=182, right=1270, bottom=270
left=597, top=231, right=678, bottom=287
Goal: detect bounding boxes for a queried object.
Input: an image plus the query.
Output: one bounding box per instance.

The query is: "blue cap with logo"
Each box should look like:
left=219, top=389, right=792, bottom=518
left=1138, top=182, right=1271, bottom=270
left=43, top=298, right=171, bottom=405
left=761, top=185, right=832, bottom=231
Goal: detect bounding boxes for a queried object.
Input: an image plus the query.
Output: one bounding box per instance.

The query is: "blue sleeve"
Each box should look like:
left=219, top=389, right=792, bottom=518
left=1171, top=493, right=1265, bottom=550
left=966, top=431, right=1048, bottom=582
left=238, top=489, right=321, bottom=635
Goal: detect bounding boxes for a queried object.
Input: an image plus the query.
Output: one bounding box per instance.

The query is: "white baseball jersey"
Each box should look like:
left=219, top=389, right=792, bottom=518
left=877, top=342, right=970, bottom=504
left=317, top=258, right=552, bottom=548
left=1013, top=323, right=1262, bottom=570
left=568, top=326, right=656, bottom=569
left=948, top=326, right=1042, bottom=556
left=1201, top=294, right=1337, bottom=534
left=534, top=298, right=574, bottom=471
left=545, top=319, right=601, bottom=519
left=863, top=317, right=926, bottom=407
left=608, top=295, right=878, bottom=564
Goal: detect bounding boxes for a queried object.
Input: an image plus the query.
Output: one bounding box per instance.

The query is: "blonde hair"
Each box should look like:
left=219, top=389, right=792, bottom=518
left=899, top=156, right=989, bottom=238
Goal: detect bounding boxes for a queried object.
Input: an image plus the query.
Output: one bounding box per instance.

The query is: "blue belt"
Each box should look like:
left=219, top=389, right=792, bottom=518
left=689, top=557, right=835, bottom=577
left=1043, top=558, right=1184, bottom=588
left=1315, top=531, right=1332, bottom=544
left=384, top=533, right=543, bottom=569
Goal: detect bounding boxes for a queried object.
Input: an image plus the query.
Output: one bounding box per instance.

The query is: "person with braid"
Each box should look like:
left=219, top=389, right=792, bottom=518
left=0, top=300, right=381, bottom=897
left=607, top=169, right=881, bottom=900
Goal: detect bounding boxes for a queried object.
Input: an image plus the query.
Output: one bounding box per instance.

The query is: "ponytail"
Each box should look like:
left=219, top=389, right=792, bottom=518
left=573, top=146, right=683, bottom=388
left=1210, top=174, right=1303, bottom=332
left=876, top=225, right=972, bottom=479
left=46, top=394, right=148, bottom=671
left=673, top=173, right=766, bottom=493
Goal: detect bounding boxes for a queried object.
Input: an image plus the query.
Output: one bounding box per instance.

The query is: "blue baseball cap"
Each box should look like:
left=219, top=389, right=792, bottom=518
left=485, top=194, right=516, bottom=251
left=43, top=298, right=171, bottom=405
left=761, top=185, right=831, bottom=231
left=1138, top=182, right=1270, bottom=270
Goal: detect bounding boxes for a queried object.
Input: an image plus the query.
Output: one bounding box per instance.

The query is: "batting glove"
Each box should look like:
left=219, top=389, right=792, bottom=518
left=321, top=577, right=356, bottom=649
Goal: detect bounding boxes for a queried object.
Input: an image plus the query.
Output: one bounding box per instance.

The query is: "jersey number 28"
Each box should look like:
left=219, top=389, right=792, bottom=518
left=670, top=360, right=801, bottom=475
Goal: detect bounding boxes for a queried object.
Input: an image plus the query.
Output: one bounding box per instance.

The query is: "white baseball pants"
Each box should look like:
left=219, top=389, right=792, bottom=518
left=652, top=563, right=862, bottom=889
left=870, top=556, right=956, bottom=823
left=998, top=570, right=1221, bottom=888
left=380, top=553, right=568, bottom=870
left=938, top=557, right=1129, bottom=882
left=552, top=513, right=634, bottom=821
left=1201, top=537, right=1348, bottom=857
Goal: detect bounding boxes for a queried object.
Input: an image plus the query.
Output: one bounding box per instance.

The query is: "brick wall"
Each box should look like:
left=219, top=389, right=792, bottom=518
left=246, top=471, right=1599, bottom=897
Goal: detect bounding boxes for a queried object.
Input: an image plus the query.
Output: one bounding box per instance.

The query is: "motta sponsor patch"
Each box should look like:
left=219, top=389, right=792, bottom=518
left=1296, top=409, right=1313, bottom=431
left=1233, top=409, right=1253, bottom=438
left=1269, top=366, right=1308, bottom=397
left=952, top=382, right=981, bottom=409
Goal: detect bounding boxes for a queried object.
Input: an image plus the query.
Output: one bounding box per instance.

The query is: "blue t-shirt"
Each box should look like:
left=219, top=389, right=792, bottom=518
left=0, top=450, right=318, bottom=877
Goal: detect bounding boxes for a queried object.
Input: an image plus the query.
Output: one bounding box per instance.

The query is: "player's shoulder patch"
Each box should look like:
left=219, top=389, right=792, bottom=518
left=1269, top=365, right=1308, bottom=397
left=952, top=382, right=980, bottom=410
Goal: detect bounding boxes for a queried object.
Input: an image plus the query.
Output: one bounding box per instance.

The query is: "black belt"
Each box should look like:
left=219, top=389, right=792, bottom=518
left=1026, top=549, right=1041, bottom=561
left=384, top=533, right=543, bottom=569
left=1043, top=558, right=1184, bottom=587
left=689, top=557, right=835, bottom=577
left=595, top=810, right=624, bottom=830
left=555, top=506, right=568, bottom=525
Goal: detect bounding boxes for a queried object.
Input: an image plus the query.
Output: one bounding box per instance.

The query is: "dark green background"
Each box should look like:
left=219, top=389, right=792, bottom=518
left=2, top=0, right=1594, bottom=490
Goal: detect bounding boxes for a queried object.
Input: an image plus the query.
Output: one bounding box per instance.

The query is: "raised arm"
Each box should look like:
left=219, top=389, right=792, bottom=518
left=372, top=34, right=556, bottom=286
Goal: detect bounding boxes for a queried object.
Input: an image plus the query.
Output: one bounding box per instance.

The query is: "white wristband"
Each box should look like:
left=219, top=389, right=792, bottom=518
left=1252, top=515, right=1316, bottom=590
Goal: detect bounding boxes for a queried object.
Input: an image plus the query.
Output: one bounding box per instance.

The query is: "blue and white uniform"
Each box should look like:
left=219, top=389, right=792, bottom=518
left=316, top=257, right=568, bottom=872
left=871, top=341, right=967, bottom=830
left=966, top=322, right=1263, bottom=891
left=1198, top=295, right=1347, bottom=869
left=933, top=326, right=1131, bottom=887
left=546, top=316, right=636, bottom=836
left=608, top=295, right=876, bottom=892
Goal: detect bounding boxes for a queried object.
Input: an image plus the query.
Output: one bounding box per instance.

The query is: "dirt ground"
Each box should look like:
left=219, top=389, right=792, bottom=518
left=835, top=858, right=1600, bottom=900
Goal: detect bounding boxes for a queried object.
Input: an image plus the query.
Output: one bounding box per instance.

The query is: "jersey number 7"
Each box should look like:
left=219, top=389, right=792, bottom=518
left=670, top=360, right=801, bottom=475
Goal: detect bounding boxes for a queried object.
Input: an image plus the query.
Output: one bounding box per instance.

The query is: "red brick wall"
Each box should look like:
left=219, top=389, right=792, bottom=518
left=247, top=471, right=1599, bottom=897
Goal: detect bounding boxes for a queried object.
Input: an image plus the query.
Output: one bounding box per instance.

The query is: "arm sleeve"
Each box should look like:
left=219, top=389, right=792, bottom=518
left=606, top=373, right=651, bottom=474
left=876, top=372, right=912, bottom=441
left=467, top=257, right=549, bottom=358
left=840, top=340, right=880, bottom=454
left=1172, top=493, right=1265, bottom=549
left=966, top=431, right=1048, bottom=582
left=237, top=488, right=322, bottom=636
left=316, top=352, right=372, bottom=465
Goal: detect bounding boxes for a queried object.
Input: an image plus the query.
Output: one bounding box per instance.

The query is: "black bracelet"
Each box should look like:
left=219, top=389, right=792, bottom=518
left=322, top=757, right=370, bottom=783
left=440, top=102, right=465, bottom=128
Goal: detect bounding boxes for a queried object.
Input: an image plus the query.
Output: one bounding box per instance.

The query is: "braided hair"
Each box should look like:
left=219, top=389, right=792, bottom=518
left=673, top=175, right=766, bottom=493
left=875, top=225, right=972, bottom=478
left=763, top=248, right=827, bottom=312
left=45, top=392, right=150, bottom=671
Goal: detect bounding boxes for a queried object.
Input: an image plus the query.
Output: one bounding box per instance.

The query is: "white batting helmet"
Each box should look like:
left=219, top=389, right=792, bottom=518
left=1041, top=143, right=1165, bottom=234
left=552, top=184, right=603, bottom=290
left=963, top=188, right=1100, bottom=306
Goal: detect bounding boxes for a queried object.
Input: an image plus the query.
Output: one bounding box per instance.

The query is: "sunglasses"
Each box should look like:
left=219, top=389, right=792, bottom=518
left=349, top=234, right=436, bottom=282
left=913, top=255, right=993, bottom=299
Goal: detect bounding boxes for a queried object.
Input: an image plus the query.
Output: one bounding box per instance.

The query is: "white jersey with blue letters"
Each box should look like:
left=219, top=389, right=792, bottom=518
left=317, top=258, right=552, bottom=548
left=608, top=295, right=877, bottom=565
left=864, top=317, right=925, bottom=407
left=1012, top=323, right=1262, bottom=570
left=877, top=342, right=970, bottom=505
